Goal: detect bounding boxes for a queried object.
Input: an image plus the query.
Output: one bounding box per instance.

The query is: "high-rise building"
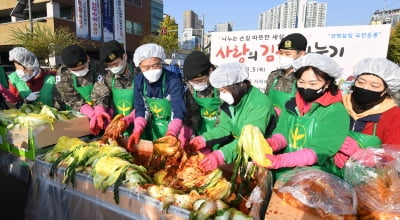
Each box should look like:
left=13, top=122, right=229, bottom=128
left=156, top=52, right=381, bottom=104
left=181, top=10, right=203, bottom=50
left=151, top=0, right=164, bottom=33
left=214, top=22, right=233, bottom=32
left=258, top=0, right=327, bottom=30
left=370, top=8, right=400, bottom=27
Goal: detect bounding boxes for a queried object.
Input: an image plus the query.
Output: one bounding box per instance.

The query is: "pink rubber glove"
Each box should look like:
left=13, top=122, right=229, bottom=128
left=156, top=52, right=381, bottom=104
left=127, top=117, right=147, bottom=151
left=0, top=84, right=19, bottom=103
left=334, top=136, right=361, bottom=168
left=178, top=125, right=193, bottom=148
left=262, top=148, right=318, bottom=169
left=94, top=105, right=112, bottom=130
left=165, top=119, right=183, bottom=137
left=122, top=110, right=136, bottom=126
left=187, top=136, right=206, bottom=151
left=267, top=134, right=287, bottom=152
left=80, top=104, right=99, bottom=135
left=199, top=150, right=225, bottom=172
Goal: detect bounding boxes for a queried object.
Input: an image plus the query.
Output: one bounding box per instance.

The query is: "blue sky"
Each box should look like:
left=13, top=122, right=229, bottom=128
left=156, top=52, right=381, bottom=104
left=163, top=0, right=400, bottom=32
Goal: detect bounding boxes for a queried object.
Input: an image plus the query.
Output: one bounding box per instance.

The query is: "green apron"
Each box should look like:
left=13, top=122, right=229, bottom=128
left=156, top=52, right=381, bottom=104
left=72, top=74, right=94, bottom=104
left=142, top=73, right=172, bottom=140
left=348, top=124, right=382, bottom=149
left=111, top=76, right=134, bottom=116
left=8, top=72, right=55, bottom=106
left=193, top=88, right=220, bottom=135
left=268, top=77, right=296, bottom=111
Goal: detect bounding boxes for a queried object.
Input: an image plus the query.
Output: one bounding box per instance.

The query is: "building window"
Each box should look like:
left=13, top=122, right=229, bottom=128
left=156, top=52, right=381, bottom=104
left=126, top=0, right=142, bottom=8
left=126, top=20, right=142, bottom=36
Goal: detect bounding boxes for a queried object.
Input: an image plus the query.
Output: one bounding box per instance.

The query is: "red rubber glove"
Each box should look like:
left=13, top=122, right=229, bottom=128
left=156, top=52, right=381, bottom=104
left=0, top=84, right=20, bottom=103
left=126, top=117, right=147, bottom=152
left=122, top=110, right=136, bottom=126
left=199, top=150, right=224, bottom=172
left=165, top=119, right=183, bottom=137
left=334, top=136, right=361, bottom=168
left=267, top=134, right=287, bottom=152
left=187, top=136, right=206, bottom=151
left=261, top=149, right=317, bottom=169
left=351, top=148, right=387, bottom=167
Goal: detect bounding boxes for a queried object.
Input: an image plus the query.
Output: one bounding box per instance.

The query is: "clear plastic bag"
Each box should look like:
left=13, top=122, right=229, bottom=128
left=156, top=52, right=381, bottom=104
left=276, top=167, right=357, bottom=219
left=344, top=146, right=400, bottom=219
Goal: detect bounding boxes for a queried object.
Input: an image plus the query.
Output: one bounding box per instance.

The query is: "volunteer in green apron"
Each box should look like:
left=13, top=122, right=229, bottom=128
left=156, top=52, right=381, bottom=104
left=180, top=51, right=219, bottom=148
left=255, top=53, right=349, bottom=179
left=265, top=33, right=307, bottom=116
left=334, top=58, right=400, bottom=169
left=58, top=45, right=111, bottom=135
left=188, top=62, right=274, bottom=172
left=4, top=47, right=56, bottom=107
left=98, top=40, right=136, bottom=136
left=126, top=43, right=186, bottom=152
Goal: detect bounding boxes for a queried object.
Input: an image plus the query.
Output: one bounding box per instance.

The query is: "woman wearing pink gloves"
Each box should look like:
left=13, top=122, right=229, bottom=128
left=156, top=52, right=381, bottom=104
left=188, top=62, right=275, bottom=172
left=333, top=58, right=400, bottom=171
left=258, top=53, right=350, bottom=179
left=126, top=43, right=186, bottom=152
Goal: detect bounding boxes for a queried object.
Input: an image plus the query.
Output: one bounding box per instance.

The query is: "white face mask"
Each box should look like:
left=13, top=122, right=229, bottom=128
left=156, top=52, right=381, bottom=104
left=278, top=55, right=294, bottom=70
left=71, top=67, right=89, bottom=77
left=109, top=58, right=126, bottom=74
left=143, top=69, right=162, bottom=83
left=190, top=82, right=208, bottom=92
left=219, top=91, right=234, bottom=105
left=17, top=68, right=38, bottom=82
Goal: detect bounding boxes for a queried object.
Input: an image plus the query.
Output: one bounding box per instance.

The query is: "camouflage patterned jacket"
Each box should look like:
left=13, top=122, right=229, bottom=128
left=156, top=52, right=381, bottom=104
left=55, top=60, right=109, bottom=111
left=265, top=69, right=297, bottom=94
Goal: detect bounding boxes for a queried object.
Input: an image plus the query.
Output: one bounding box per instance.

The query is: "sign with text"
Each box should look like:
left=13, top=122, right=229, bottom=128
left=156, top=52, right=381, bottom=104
left=89, top=0, right=102, bottom=41
left=210, top=25, right=391, bottom=92
left=114, top=0, right=125, bottom=44
left=75, top=0, right=89, bottom=39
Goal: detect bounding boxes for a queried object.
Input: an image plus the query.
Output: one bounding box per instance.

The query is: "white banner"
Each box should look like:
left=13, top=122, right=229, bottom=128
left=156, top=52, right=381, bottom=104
left=114, top=0, right=125, bottom=44
left=210, top=25, right=391, bottom=92
left=75, top=0, right=89, bottom=39
left=89, top=0, right=102, bottom=41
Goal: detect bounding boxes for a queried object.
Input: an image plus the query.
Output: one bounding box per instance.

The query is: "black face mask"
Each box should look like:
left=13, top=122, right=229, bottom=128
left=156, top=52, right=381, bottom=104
left=297, top=86, right=326, bottom=102
left=351, top=86, right=385, bottom=106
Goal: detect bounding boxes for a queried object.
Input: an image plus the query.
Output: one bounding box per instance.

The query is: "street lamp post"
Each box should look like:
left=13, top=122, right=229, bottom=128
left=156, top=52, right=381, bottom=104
left=28, top=0, right=33, bottom=32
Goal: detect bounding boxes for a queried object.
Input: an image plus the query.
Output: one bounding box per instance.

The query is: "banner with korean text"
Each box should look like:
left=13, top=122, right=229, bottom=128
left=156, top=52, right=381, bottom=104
left=89, top=0, right=102, bottom=41
left=210, top=25, right=391, bottom=92
left=103, top=0, right=114, bottom=42
left=75, top=0, right=89, bottom=39
left=114, top=0, right=125, bottom=44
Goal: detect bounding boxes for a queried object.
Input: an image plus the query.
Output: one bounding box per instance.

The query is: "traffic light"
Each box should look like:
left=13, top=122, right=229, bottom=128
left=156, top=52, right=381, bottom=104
left=161, top=27, right=167, bottom=35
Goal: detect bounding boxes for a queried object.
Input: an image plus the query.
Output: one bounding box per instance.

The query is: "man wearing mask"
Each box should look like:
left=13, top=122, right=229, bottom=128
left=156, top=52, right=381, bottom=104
left=57, top=45, right=111, bottom=135
left=180, top=51, right=218, bottom=148
left=98, top=40, right=136, bottom=135
left=1, top=47, right=60, bottom=108
left=265, top=33, right=307, bottom=115
left=126, top=43, right=186, bottom=152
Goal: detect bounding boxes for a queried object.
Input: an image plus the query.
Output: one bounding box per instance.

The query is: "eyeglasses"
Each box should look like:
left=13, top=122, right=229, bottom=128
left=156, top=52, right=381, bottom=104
left=140, top=62, right=161, bottom=71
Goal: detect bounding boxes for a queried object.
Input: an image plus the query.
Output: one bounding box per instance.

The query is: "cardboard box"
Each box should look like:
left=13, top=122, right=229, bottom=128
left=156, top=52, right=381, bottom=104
left=2, top=116, right=91, bottom=160
left=265, top=181, right=323, bottom=220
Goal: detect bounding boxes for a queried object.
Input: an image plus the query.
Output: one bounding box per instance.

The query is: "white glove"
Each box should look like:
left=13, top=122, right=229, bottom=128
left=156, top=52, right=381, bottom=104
left=26, top=91, right=40, bottom=101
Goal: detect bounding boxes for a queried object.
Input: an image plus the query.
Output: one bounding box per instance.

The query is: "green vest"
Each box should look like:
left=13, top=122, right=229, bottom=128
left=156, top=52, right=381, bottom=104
left=142, top=73, right=172, bottom=140
left=8, top=71, right=55, bottom=106
left=192, top=88, right=220, bottom=135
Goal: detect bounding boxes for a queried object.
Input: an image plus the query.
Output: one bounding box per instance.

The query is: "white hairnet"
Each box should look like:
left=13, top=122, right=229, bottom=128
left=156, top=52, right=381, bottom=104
left=292, top=53, right=342, bottom=79
left=209, top=62, right=249, bottom=88
left=353, top=58, right=400, bottom=92
left=9, top=47, right=39, bottom=70
left=133, top=43, right=165, bottom=67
